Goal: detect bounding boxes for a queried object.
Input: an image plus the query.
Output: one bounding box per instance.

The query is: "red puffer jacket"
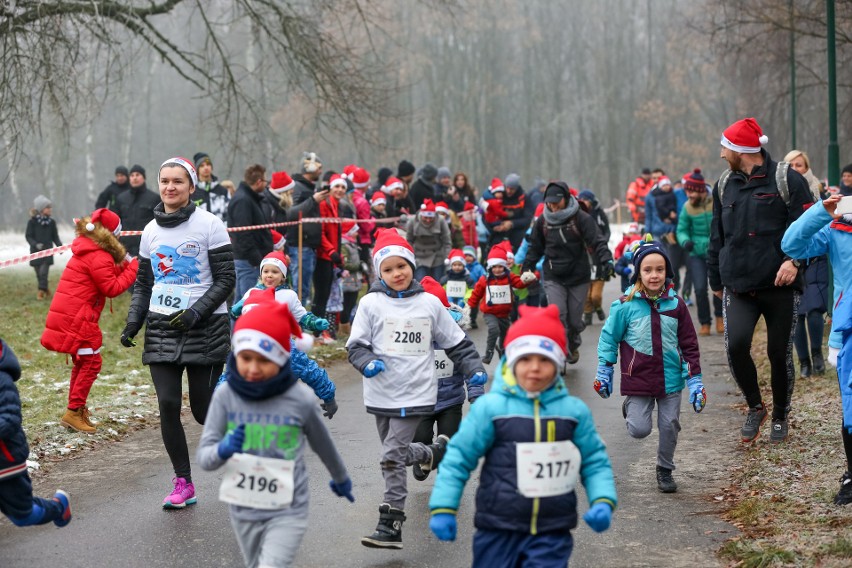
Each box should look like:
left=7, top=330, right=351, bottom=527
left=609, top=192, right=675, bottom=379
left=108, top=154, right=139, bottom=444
left=41, top=223, right=138, bottom=354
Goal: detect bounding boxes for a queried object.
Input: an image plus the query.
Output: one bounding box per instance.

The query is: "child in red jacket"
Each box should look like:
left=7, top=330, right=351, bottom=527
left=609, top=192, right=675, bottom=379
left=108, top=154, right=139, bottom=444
left=468, top=245, right=533, bottom=363
left=41, top=209, right=138, bottom=433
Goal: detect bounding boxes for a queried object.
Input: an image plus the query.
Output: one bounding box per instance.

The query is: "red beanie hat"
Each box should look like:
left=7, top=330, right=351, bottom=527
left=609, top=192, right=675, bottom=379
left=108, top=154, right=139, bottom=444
left=447, top=248, right=466, bottom=265
left=486, top=244, right=508, bottom=269
left=371, top=192, right=387, bottom=207
left=721, top=117, right=768, bottom=154
left=504, top=304, right=567, bottom=374
left=420, top=276, right=450, bottom=308
left=260, top=251, right=288, bottom=278
left=420, top=198, right=437, bottom=217
left=269, top=171, right=295, bottom=195
left=352, top=167, right=370, bottom=189
left=372, top=228, right=416, bottom=275
left=233, top=297, right=312, bottom=366
left=87, top=208, right=122, bottom=235
left=489, top=178, right=505, bottom=195
left=270, top=230, right=286, bottom=251
left=683, top=168, right=706, bottom=192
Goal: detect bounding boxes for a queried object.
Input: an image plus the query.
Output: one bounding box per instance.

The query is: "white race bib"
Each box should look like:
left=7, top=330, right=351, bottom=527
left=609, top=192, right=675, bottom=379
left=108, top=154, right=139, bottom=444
left=219, top=454, right=295, bottom=510
left=445, top=280, right=467, bottom=298
left=383, top=317, right=431, bottom=357
left=487, top=284, right=512, bottom=305
left=516, top=440, right=581, bottom=498
left=434, top=349, right=454, bottom=379
left=149, top=283, right=193, bottom=315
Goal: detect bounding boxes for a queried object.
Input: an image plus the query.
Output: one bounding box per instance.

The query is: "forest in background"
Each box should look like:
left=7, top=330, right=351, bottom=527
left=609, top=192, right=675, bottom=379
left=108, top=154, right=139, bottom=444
left=0, top=0, right=849, bottom=226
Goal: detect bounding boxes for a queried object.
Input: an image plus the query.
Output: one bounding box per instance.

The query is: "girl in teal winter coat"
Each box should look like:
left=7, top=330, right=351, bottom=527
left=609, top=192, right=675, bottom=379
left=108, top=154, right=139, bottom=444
left=595, top=238, right=705, bottom=493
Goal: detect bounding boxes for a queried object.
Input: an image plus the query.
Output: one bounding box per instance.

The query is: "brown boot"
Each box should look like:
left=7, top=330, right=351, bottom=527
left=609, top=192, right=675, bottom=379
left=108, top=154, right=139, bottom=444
left=60, top=408, right=96, bottom=433
left=37, top=290, right=46, bottom=300
left=81, top=407, right=96, bottom=428
left=716, top=318, right=725, bottom=334
left=338, top=322, right=352, bottom=337
left=699, top=324, right=710, bottom=336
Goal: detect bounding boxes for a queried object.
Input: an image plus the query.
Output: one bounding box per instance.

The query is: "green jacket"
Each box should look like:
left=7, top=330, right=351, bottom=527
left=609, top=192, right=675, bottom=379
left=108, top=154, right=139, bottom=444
left=676, top=196, right=713, bottom=258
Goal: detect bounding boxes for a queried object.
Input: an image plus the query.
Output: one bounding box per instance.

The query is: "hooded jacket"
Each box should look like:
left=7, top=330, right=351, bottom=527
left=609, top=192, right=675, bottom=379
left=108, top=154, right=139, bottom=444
left=41, top=221, right=138, bottom=354
left=429, top=361, right=616, bottom=534
left=405, top=214, right=452, bottom=268
left=0, top=341, right=28, bottom=481
left=113, top=183, right=160, bottom=257
left=228, top=182, right=273, bottom=266
left=597, top=285, right=701, bottom=397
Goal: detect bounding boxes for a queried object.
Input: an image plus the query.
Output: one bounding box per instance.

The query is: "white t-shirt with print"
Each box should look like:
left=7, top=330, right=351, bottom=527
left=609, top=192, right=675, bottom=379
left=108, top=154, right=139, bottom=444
left=140, top=208, right=231, bottom=314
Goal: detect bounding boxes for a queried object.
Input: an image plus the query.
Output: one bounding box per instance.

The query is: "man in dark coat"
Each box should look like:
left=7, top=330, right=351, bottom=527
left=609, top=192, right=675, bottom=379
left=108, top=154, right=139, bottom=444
left=286, top=151, right=324, bottom=306
left=493, top=173, right=534, bottom=250
left=94, top=166, right=130, bottom=211
left=409, top=163, right=438, bottom=211
left=113, top=165, right=160, bottom=257
left=228, top=164, right=273, bottom=300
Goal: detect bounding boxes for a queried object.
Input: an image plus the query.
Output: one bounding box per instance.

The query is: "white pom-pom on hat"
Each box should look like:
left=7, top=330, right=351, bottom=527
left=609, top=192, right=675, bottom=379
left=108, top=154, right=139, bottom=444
left=85, top=222, right=95, bottom=232
left=294, top=334, right=314, bottom=352
left=759, top=134, right=769, bottom=145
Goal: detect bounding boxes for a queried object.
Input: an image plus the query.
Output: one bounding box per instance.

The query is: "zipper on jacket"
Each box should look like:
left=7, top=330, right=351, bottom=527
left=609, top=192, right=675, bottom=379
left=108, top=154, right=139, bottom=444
left=627, top=350, right=636, bottom=376
left=0, top=440, right=14, bottom=461
left=531, top=398, right=541, bottom=535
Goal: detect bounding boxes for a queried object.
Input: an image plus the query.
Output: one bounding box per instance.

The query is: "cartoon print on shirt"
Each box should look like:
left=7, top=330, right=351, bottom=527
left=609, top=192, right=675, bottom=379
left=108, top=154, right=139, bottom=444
left=152, top=241, right=202, bottom=284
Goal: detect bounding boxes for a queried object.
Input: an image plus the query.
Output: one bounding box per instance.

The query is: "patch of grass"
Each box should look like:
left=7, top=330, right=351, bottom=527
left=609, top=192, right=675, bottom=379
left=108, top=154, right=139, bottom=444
left=818, top=537, right=852, bottom=558
left=719, top=540, right=796, bottom=568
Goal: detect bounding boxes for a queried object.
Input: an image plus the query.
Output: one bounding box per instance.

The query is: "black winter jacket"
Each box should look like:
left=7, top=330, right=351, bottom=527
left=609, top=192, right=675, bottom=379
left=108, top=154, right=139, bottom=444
left=522, top=191, right=612, bottom=286
left=707, top=150, right=813, bottom=294
left=0, top=340, right=28, bottom=481
left=409, top=178, right=435, bottom=211
left=95, top=180, right=129, bottom=211
left=126, top=205, right=235, bottom=366
left=261, top=189, right=289, bottom=225
left=228, top=183, right=272, bottom=266
left=500, top=187, right=534, bottom=250
left=25, top=215, right=62, bottom=267
left=113, top=184, right=160, bottom=257
left=285, top=191, right=322, bottom=249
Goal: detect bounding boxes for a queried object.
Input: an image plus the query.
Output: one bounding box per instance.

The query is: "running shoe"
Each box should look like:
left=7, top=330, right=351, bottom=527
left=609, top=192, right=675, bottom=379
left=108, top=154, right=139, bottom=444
left=163, top=477, right=197, bottom=509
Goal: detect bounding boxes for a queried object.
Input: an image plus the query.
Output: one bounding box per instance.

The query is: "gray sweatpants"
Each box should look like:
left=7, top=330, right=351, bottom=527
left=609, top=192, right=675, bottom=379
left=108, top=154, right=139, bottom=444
left=230, top=513, right=308, bottom=568
left=375, top=415, right=432, bottom=510
left=543, top=280, right=589, bottom=352
left=623, top=391, right=682, bottom=471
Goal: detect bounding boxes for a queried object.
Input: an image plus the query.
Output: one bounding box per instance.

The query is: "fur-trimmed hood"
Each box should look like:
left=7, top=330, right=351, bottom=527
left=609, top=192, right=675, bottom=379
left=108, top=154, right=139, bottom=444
left=74, top=217, right=126, bottom=263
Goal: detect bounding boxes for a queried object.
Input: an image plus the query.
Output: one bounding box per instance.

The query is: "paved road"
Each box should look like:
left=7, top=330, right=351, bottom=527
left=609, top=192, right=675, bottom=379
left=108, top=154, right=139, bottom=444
left=0, top=281, right=742, bottom=567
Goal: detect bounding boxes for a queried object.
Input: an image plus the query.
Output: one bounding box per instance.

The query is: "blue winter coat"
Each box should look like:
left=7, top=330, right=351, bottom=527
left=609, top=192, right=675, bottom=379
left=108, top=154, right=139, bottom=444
left=598, top=285, right=701, bottom=397
left=644, top=191, right=677, bottom=238
left=0, top=340, right=28, bottom=481
left=781, top=203, right=852, bottom=348
left=465, top=261, right=486, bottom=284
left=834, top=293, right=852, bottom=432
left=434, top=350, right=484, bottom=412
left=429, top=362, right=616, bottom=534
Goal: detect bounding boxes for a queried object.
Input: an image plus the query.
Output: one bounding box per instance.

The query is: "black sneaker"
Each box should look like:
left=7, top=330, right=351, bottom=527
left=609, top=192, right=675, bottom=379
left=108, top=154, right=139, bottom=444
left=596, top=308, right=606, bottom=322
left=812, top=353, right=826, bottom=375
left=769, top=419, right=788, bottom=444
left=583, top=312, right=593, bottom=326
left=741, top=405, right=768, bottom=442
left=424, top=434, right=450, bottom=472
left=412, top=463, right=429, bottom=481
left=834, top=472, right=852, bottom=506
left=800, top=360, right=812, bottom=378
left=481, top=350, right=493, bottom=365
left=361, top=503, right=406, bottom=549
left=656, top=466, right=677, bottom=493
left=470, top=320, right=478, bottom=330
left=566, top=348, right=580, bottom=365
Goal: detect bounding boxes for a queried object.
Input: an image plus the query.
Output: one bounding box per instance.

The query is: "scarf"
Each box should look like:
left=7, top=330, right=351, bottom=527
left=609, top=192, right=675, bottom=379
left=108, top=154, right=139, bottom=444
left=153, top=202, right=197, bottom=228
left=34, top=214, right=53, bottom=227
left=542, top=196, right=579, bottom=226
left=225, top=353, right=298, bottom=401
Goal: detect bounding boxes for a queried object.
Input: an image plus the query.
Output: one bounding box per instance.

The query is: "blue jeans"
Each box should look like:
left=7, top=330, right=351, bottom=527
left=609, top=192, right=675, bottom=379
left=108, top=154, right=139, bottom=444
left=234, top=259, right=259, bottom=301
left=687, top=255, right=722, bottom=325
left=414, top=264, right=445, bottom=282
left=288, top=246, right=317, bottom=306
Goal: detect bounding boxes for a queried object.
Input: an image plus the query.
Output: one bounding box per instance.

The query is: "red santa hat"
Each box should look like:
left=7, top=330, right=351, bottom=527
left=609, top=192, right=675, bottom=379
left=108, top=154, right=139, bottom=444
left=371, top=192, right=387, bottom=208
left=504, top=305, right=567, bottom=377
left=420, top=199, right=437, bottom=218
left=159, top=156, right=198, bottom=188
left=260, top=251, right=289, bottom=278
left=269, top=171, right=295, bottom=195
left=627, top=222, right=640, bottom=234
left=435, top=201, right=450, bottom=215
left=447, top=248, right=466, bottom=266
left=489, top=178, right=505, bottom=195
left=270, top=230, right=286, bottom=251
left=86, top=208, right=122, bottom=235
left=343, top=164, right=358, bottom=180
left=657, top=176, right=672, bottom=188
left=486, top=244, right=508, bottom=269
left=372, top=228, right=416, bottom=275
left=232, top=296, right=312, bottom=366
left=463, top=201, right=476, bottom=212
left=496, top=240, right=515, bottom=261
left=720, top=117, right=768, bottom=154
left=382, top=177, right=404, bottom=194
left=420, top=276, right=450, bottom=308
left=329, top=174, right=348, bottom=189
left=242, top=286, right=276, bottom=314
left=352, top=167, right=370, bottom=189
left=534, top=203, right=545, bottom=219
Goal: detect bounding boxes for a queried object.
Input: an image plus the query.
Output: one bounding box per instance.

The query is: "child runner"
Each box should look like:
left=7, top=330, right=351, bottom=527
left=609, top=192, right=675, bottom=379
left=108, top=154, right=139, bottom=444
left=595, top=237, right=705, bottom=493
left=412, top=277, right=483, bottom=481
left=197, top=300, right=353, bottom=568
left=467, top=245, right=534, bottom=364
left=346, top=228, right=486, bottom=549
left=41, top=208, right=138, bottom=433
left=25, top=194, right=62, bottom=300
left=429, top=305, right=616, bottom=566
left=463, top=245, right=486, bottom=328
left=0, top=339, right=72, bottom=528
left=440, top=248, right=476, bottom=307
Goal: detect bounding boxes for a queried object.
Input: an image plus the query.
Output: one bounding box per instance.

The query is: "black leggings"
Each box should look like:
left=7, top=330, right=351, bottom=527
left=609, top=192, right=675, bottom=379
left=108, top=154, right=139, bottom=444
left=843, top=423, right=852, bottom=473
left=340, top=290, right=359, bottom=324
left=150, top=363, right=222, bottom=481
left=413, top=404, right=463, bottom=445
left=724, top=287, right=798, bottom=420
left=312, top=258, right=334, bottom=318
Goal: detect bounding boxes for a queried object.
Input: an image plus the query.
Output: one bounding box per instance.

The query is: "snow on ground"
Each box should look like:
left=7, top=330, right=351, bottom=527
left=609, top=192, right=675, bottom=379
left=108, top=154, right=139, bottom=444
left=0, top=227, right=77, bottom=270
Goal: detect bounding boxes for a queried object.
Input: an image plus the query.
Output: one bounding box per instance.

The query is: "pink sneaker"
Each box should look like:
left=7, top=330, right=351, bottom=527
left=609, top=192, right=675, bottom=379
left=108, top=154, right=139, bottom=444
left=162, top=477, right=197, bottom=509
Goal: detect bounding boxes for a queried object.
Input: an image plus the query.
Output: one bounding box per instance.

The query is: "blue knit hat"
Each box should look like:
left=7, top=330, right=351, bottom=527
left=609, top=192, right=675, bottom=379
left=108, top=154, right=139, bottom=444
left=628, top=235, right=674, bottom=284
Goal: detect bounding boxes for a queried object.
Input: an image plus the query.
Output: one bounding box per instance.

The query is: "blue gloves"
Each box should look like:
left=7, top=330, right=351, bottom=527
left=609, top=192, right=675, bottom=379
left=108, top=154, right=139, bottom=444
left=217, top=424, right=246, bottom=460
left=430, top=513, right=457, bottom=541
left=687, top=375, right=706, bottom=413
left=363, top=360, right=386, bottom=378
left=321, top=398, right=338, bottom=419
left=314, top=318, right=330, bottom=331
left=594, top=364, right=614, bottom=399
left=469, top=371, right=488, bottom=386
left=329, top=478, right=355, bottom=502
left=583, top=502, right=613, bottom=533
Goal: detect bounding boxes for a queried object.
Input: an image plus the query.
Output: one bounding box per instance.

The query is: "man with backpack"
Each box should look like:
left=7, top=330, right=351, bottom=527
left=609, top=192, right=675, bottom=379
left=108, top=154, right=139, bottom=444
left=707, top=117, right=814, bottom=445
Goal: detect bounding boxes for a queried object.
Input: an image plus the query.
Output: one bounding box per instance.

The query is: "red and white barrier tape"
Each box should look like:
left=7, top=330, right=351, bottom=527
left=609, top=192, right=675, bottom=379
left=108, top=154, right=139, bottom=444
left=0, top=216, right=403, bottom=270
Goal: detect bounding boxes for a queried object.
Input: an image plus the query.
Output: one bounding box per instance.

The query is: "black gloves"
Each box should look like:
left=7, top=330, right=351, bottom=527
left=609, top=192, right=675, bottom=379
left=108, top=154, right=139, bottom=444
left=604, top=261, right=616, bottom=281
left=330, top=252, right=343, bottom=267
left=120, top=322, right=141, bottom=348
left=682, top=240, right=695, bottom=253
left=321, top=399, right=339, bottom=419
left=169, top=308, right=201, bottom=331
